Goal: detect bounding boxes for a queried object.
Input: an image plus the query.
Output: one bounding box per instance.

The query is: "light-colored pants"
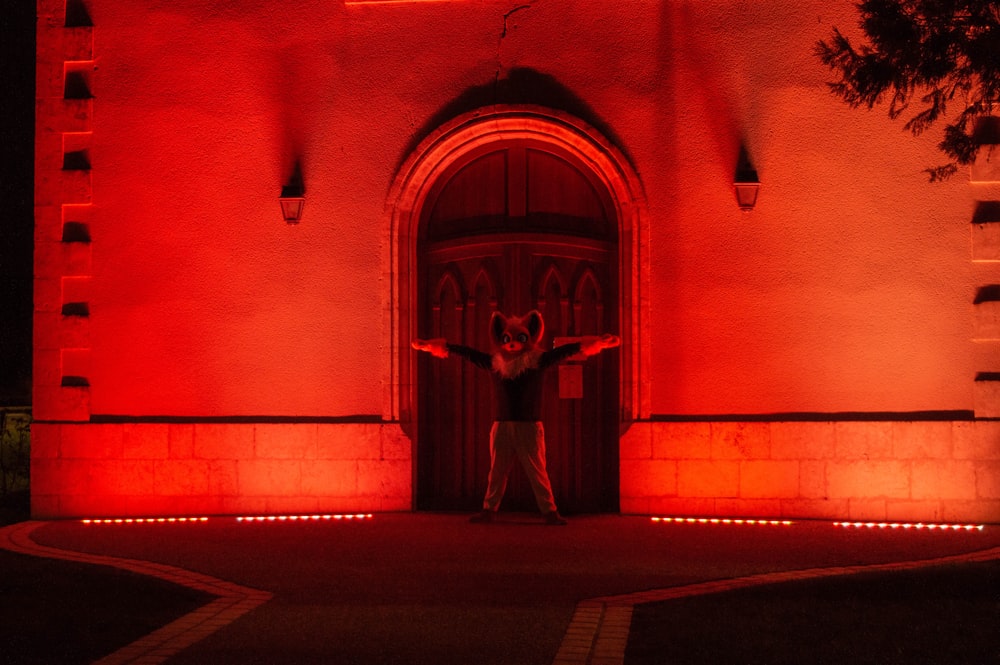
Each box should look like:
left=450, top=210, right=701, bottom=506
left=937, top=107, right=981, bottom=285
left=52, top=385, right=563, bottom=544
left=483, top=421, right=557, bottom=514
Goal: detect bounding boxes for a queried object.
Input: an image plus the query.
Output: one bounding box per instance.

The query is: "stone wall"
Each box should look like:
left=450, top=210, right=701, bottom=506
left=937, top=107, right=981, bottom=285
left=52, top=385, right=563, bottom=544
left=34, top=1, right=95, bottom=424
left=31, top=417, right=1000, bottom=522
left=621, top=420, right=1000, bottom=523
left=30, top=422, right=411, bottom=518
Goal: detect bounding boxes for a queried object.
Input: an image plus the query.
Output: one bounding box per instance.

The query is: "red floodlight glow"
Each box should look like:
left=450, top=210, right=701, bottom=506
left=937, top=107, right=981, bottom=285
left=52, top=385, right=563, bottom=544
left=650, top=516, right=793, bottom=526
left=833, top=521, right=984, bottom=532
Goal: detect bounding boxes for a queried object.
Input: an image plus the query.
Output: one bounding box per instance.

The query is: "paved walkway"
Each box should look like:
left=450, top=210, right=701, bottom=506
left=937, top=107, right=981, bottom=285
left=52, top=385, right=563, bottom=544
left=2, top=520, right=272, bottom=664
left=3, top=513, right=998, bottom=664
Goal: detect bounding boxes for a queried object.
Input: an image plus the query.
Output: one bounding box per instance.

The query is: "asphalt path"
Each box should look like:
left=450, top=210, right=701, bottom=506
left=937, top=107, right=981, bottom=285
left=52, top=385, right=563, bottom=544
left=8, top=513, right=1000, bottom=664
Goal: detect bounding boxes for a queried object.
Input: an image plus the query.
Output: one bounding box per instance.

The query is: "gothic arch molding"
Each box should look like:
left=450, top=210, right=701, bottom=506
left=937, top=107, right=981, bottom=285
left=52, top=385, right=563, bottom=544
left=383, top=105, right=650, bottom=427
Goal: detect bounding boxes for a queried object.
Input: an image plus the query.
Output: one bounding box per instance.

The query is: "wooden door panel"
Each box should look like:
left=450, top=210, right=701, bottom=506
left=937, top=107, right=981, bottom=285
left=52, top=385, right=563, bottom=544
left=418, top=250, right=503, bottom=510
left=526, top=246, right=617, bottom=513
left=418, top=141, right=618, bottom=514
left=419, top=238, right=617, bottom=513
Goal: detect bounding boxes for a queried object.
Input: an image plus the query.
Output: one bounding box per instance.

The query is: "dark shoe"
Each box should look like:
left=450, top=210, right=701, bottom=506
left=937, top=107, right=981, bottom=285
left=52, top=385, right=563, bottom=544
left=544, top=511, right=568, bottom=526
left=469, top=510, right=495, bottom=524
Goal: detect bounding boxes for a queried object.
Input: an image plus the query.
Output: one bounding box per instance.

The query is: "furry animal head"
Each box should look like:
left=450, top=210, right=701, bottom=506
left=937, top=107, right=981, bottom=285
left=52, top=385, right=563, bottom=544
left=490, top=310, right=544, bottom=377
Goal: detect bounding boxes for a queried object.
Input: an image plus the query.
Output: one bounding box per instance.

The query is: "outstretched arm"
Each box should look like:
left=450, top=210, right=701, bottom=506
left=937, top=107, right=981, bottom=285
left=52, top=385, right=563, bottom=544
left=579, top=334, right=620, bottom=357
left=412, top=339, right=493, bottom=369
left=412, top=338, right=449, bottom=359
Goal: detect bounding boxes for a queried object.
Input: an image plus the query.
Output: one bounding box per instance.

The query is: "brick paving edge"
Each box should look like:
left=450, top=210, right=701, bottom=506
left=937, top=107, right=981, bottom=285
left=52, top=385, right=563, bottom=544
left=0, top=521, right=273, bottom=665
left=552, top=543, right=1000, bottom=665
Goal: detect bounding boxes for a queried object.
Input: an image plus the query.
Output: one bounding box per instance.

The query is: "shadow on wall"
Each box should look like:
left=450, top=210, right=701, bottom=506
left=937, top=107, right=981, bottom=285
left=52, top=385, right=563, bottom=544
left=397, top=67, right=630, bottom=174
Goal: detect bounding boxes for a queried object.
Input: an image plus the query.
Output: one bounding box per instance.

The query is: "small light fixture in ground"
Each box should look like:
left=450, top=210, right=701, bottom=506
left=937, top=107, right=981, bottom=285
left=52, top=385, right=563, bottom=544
left=236, top=514, right=373, bottom=522
left=80, top=514, right=374, bottom=524
left=833, top=521, right=984, bottom=531
left=651, top=516, right=793, bottom=526
left=81, top=517, right=210, bottom=525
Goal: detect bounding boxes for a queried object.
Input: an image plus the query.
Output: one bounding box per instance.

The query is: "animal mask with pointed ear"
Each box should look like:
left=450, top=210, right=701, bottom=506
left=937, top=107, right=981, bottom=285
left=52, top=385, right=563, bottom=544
left=490, top=310, right=544, bottom=361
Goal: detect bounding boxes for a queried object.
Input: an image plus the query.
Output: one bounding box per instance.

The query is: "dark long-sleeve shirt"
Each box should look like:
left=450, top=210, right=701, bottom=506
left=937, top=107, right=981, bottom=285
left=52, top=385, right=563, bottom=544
left=446, top=342, right=582, bottom=421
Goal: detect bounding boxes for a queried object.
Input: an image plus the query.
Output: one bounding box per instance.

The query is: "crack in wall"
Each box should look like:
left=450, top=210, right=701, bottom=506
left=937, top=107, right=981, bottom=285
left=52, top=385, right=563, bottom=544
left=494, top=4, right=532, bottom=100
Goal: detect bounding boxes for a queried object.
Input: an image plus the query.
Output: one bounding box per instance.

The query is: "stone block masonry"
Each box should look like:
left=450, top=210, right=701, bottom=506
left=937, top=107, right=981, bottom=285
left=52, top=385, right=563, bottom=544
left=32, top=416, right=997, bottom=520
left=620, top=420, right=1000, bottom=524
left=30, top=422, right=412, bottom=518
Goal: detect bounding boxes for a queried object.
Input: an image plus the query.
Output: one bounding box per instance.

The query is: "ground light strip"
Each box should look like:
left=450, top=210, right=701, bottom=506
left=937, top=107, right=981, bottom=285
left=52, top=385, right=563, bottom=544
left=833, top=521, right=984, bottom=531
left=81, top=514, right=374, bottom=525
left=651, top=516, right=794, bottom=526
left=82, top=517, right=210, bottom=525
left=236, top=514, right=373, bottom=522
left=650, top=517, right=986, bottom=531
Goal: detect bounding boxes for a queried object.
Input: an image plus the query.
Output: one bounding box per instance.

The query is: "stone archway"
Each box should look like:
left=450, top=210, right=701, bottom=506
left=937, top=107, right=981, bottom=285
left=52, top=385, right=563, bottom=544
left=383, top=105, right=650, bottom=504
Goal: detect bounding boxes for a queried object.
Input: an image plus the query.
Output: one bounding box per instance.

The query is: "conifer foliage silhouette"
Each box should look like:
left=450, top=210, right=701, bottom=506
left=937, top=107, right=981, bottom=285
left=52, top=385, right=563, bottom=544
left=816, top=1, right=1000, bottom=180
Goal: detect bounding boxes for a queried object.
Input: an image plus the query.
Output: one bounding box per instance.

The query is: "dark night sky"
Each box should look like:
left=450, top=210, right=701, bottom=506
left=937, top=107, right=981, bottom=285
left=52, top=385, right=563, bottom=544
left=1, top=1, right=36, bottom=404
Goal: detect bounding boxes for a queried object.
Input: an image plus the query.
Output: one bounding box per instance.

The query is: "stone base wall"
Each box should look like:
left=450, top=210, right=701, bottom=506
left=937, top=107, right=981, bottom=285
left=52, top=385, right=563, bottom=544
left=30, top=418, right=1000, bottom=522
left=620, top=420, right=1000, bottom=524
left=30, top=422, right=412, bottom=518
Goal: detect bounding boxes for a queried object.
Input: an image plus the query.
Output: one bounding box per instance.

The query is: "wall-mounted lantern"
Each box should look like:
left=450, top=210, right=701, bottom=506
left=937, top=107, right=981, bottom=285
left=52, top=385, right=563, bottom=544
left=734, top=147, right=760, bottom=212
left=279, top=189, right=305, bottom=224
left=280, top=160, right=306, bottom=224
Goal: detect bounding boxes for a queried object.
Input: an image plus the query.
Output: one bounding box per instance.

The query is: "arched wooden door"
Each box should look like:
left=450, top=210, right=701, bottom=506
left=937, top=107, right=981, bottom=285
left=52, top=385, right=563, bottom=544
left=416, top=141, right=619, bottom=513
